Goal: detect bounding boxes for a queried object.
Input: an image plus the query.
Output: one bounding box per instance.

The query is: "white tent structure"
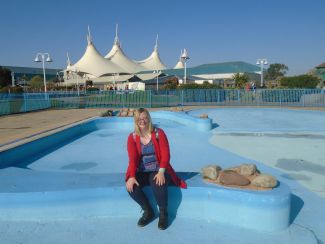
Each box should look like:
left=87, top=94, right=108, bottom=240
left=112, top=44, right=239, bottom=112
left=174, top=50, right=185, bottom=69
left=92, top=74, right=134, bottom=84
left=62, top=27, right=178, bottom=88
left=136, top=73, right=159, bottom=81
left=135, top=35, right=167, bottom=71
left=105, top=25, right=145, bottom=74
left=69, top=38, right=127, bottom=78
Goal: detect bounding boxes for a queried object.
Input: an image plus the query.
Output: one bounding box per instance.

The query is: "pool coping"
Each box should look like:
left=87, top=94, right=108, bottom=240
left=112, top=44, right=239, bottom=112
left=0, top=117, right=99, bottom=152
left=0, top=169, right=291, bottom=232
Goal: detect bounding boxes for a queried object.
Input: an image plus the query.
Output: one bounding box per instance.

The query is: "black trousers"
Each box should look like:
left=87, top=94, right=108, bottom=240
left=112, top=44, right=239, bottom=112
left=128, top=171, right=171, bottom=209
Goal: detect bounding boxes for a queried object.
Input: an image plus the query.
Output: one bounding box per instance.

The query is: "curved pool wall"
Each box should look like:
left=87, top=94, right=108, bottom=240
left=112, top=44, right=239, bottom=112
left=0, top=173, right=291, bottom=232
left=0, top=112, right=212, bottom=168
left=0, top=112, right=290, bottom=232
left=151, top=111, right=213, bottom=132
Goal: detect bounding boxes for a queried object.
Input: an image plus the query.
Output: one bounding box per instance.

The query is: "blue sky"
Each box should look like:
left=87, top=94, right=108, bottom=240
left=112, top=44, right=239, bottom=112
left=0, top=0, right=324, bottom=75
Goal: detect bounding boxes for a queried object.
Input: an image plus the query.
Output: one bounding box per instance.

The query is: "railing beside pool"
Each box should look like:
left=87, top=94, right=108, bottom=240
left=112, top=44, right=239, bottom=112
left=0, top=89, right=324, bottom=115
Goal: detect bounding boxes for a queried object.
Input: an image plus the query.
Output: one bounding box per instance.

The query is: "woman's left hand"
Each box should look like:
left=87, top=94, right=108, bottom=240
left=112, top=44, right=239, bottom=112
left=153, top=171, right=165, bottom=186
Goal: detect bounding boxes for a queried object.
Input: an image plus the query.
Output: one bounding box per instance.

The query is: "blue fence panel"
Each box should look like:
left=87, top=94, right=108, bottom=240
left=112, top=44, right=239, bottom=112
left=1, top=89, right=324, bottom=116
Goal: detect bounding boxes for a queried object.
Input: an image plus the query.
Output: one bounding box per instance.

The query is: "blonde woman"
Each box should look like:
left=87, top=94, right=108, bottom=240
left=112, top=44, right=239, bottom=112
left=126, top=108, right=186, bottom=230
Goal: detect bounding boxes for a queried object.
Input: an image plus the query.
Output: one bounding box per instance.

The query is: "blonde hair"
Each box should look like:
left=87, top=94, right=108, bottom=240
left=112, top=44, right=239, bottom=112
left=134, top=108, right=153, bottom=136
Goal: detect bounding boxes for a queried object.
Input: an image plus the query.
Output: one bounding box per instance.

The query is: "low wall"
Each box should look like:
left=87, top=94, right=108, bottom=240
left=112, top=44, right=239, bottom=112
left=0, top=173, right=291, bottom=232
left=0, top=112, right=290, bottom=232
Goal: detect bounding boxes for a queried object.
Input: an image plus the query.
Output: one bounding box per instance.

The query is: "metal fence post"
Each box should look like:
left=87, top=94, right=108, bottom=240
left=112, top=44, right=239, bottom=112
left=23, top=93, right=27, bottom=112
left=148, top=90, right=152, bottom=108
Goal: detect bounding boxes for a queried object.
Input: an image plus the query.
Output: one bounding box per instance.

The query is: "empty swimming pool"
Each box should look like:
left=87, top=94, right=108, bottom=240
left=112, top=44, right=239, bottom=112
left=0, top=108, right=324, bottom=244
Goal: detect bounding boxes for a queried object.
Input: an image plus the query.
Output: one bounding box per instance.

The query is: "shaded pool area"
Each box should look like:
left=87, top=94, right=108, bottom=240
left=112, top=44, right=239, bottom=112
left=0, top=108, right=324, bottom=243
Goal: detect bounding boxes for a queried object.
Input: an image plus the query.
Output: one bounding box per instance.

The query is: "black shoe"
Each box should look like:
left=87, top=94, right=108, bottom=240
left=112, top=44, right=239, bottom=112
left=137, top=208, right=154, bottom=227
left=158, top=208, right=168, bottom=230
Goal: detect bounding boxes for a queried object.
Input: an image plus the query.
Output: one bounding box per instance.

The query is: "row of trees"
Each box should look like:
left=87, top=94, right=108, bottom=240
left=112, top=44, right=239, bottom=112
left=265, top=63, right=321, bottom=88
left=0, top=65, right=64, bottom=93
left=0, top=66, right=11, bottom=88
left=162, top=77, right=222, bottom=90
left=1, top=64, right=323, bottom=92
left=227, top=63, right=320, bottom=89
left=161, top=63, right=321, bottom=90
left=265, top=63, right=288, bottom=80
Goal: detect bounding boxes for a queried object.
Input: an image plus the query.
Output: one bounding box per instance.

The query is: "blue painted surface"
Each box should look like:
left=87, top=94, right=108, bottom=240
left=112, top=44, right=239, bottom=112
left=0, top=111, right=289, bottom=232
left=0, top=171, right=290, bottom=232
left=1, top=108, right=324, bottom=243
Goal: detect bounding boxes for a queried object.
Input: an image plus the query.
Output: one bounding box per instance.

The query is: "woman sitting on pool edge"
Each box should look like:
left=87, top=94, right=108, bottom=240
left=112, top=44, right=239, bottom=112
left=126, top=108, right=187, bottom=230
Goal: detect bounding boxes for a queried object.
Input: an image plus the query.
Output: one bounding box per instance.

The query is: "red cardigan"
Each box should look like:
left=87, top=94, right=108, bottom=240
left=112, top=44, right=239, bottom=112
left=126, top=128, right=187, bottom=189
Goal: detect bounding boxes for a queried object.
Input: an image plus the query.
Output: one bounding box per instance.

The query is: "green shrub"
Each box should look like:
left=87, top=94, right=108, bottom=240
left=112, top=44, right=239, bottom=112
left=0, top=86, right=24, bottom=93
left=87, top=87, right=100, bottom=92
left=178, top=83, right=222, bottom=90
left=280, top=75, right=319, bottom=88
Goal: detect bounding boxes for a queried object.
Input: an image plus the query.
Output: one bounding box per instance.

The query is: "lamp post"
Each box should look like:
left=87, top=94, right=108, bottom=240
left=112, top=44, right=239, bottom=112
left=256, top=58, right=268, bottom=88
left=113, top=73, right=119, bottom=91
left=74, top=67, right=80, bottom=96
left=181, top=49, right=190, bottom=85
left=11, top=72, right=15, bottom=87
left=154, top=70, right=160, bottom=91
left=34, top=53, right=53, bottom=93
left=83, top=74, right=87, bottom=92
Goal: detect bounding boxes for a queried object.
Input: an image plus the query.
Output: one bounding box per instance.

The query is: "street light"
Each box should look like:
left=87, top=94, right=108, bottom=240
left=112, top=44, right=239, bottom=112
left=154, top=70, right=161, bottom=91
left=181, top=49, right=190, bottom=85
left=256, top=58, right=268, bottom=88
left=34, top=53, right=53, bottom=93
left=113, top=73, right=119, bottom=90
left=74, top=67, right=80, bottom=96
left=11, top=72, right=15, bottom=86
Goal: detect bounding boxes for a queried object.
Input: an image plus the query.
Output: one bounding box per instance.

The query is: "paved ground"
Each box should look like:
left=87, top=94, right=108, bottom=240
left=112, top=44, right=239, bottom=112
left=0, top=109, right=107, bottom=150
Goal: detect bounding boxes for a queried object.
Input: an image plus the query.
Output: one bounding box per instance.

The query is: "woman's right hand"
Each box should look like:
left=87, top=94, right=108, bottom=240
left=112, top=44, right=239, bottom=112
left=126, top=177, right=139, bottom=192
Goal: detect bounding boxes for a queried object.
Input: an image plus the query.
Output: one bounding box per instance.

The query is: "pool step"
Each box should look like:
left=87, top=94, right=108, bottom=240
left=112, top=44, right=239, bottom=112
left=0, top=173, right=291, bottom=232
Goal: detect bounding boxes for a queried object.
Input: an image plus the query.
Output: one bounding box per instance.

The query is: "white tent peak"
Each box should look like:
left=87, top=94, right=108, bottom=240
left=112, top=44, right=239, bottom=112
left=114, top=24, right=120, bottom=46
left=70, top=41, right=127, bottom=77
left=135, top=36, right=167, bottom=70
left=154, top=34, right=159, bottom=51
left=174, top=50, right=185, bottom=69
left=66, top=52, right=72, bottom=66
left=66, top=52, right=73, bottom=71
left=87, top=25, right=93, bottom=45
left=105, top=39, right=146, bottom=74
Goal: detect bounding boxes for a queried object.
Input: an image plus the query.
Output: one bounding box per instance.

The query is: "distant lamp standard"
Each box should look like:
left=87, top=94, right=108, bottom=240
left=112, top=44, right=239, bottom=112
left=34, top=53, right=53, bottom=93
left=154, top=70, right=161, bottom=91
left=256, top=58, right=268, bottom=87
left=83, top=74, right=87, bottom=91
left=113, top=73, right=119, bottom=90
left=11, top=72, right=15, bottom=86
left=181, top=49, right=190, bottom=85
left=74, top=67, right=80, bottom=96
